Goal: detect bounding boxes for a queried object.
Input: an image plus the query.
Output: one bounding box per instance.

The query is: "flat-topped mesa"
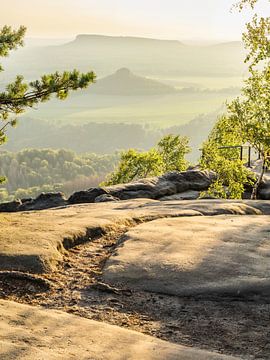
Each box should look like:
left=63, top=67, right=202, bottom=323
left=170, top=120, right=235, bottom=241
left=70, top=34, right=184, bottom=47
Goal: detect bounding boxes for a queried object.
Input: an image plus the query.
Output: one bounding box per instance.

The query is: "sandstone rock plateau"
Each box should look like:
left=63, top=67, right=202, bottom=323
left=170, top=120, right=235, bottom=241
left=0, top=198, right=270, bottom=359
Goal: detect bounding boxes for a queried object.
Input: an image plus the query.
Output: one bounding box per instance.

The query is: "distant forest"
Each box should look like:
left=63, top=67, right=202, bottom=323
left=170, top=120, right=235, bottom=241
left=0, top=149, right=119, bottom=201
left=4, top=111, right=218, bottom=159
left=0, top=111, right=218, bottom=202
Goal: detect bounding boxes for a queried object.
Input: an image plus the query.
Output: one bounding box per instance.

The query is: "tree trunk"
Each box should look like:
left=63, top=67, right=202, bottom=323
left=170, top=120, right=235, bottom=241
left=251, top=154, right=265, bottom=200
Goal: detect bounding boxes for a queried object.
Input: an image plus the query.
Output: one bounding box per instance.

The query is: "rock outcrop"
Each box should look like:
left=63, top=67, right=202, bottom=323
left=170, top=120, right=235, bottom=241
left=94, top=194, right=120, bottom=203
left=160, top=190, right=200, bottom=201
left=1, top=168, right=270, bottom=213
left=258, top=174, right=270, bottom=200
left=0, top=169, right=215, bottom=212
left=104, top=170, right=215, bottom=201
left=0, top=192, right=67, bottom=212
left=68, top=187, right=108, bottom=204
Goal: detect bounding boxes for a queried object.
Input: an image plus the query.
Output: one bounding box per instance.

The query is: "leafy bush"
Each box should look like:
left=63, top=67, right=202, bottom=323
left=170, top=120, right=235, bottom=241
left=103, top=135, right=190, bottom=185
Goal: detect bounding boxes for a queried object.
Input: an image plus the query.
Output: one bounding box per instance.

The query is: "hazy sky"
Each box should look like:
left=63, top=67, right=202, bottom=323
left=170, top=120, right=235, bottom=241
left=2, top=0, right=270, bottom=42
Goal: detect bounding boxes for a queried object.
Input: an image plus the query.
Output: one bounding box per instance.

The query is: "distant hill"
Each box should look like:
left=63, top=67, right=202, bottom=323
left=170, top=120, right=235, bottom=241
left=2, top=34, right=247, bottom=81
left=92, top=68, right=177, bottom=95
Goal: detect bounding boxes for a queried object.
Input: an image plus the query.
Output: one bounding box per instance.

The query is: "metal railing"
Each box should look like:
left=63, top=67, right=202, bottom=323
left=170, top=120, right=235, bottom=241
left=217, top=145, right=254, bottom=167
left=201, top=145, right=262, bottom=168
left=218, top=145, right=270, bottom=171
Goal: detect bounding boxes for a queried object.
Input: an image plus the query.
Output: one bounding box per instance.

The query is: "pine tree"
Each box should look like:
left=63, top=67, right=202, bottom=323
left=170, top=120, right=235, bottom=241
left=0, top=26, right=96, bottom=183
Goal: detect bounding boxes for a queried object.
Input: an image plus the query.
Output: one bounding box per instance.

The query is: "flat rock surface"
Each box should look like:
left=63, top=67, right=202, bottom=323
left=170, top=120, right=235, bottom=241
left=104, top=216, right=270, bottom=297
left=1, top=199, right=270, bottom=273
left=0, top=300, right=239, bottom=360
left=1, top=200, right=270, bottom=359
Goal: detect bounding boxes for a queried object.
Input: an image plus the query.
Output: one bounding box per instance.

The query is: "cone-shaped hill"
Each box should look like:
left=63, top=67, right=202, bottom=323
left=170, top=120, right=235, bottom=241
left=91, top=68, right=177, bottom=96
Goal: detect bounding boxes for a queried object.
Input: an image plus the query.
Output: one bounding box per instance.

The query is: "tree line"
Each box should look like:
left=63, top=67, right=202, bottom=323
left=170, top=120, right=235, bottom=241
left=0, top=149, right=118, bottom=201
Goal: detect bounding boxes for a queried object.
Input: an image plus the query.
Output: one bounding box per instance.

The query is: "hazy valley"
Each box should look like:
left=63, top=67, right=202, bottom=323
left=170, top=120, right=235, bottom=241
left=1, top=34, right=246, bottom=200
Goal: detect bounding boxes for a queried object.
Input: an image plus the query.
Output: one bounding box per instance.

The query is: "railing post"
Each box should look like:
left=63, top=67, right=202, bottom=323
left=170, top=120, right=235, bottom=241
left=248, top=146, right=251, bottom=167
left=240, top=146, right=243, bottom=161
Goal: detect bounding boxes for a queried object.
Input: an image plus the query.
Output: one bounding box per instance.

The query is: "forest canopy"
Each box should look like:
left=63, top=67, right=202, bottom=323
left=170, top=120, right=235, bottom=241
left=0, top=149, right=118, bottom=201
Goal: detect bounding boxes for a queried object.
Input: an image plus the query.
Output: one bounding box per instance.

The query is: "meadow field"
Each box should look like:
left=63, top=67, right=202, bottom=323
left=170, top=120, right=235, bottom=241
left=26, top=79, right=240, bottom=128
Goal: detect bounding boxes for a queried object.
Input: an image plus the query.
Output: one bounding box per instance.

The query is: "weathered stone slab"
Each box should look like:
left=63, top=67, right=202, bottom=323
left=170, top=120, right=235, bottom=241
left=103, top=216, right=270, bottom=297
left=1, top=199, right=270, bottom=273
left=0, top=170, right=216, bottom=212
left=102, top=170, right=216, bottom=200
left=0, top=300, right=241, bottom=360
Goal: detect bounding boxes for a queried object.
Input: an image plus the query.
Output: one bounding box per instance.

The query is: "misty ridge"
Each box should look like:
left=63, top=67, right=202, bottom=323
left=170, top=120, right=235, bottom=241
left=2, top=34, right=247, bottom=79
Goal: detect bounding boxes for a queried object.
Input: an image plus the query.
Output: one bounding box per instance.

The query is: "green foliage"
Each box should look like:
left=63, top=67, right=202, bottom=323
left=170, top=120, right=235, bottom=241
left=225, top=69, right=270, bottom=198
left=243, top=15, right=270, bottom=66
left=201, top=0, right=270, bottom=199
left=227, top=69, right=270, bottom=155
left=236, top=0, right=270, bottom=68
left=0, top=26, right=96, bottom=184
left=201, top=70, right=270, bottom=199
left=157, top=135, right=190, bottom=172
left=103, top=134, right=190, bottom=185
left=0, top=26, right=26, bottom=66
left=231, top=1, right=270, bottom=198
left=200, top=116, right=255, bottom=199
left=235, top=0, right=261, bottom=10
left=0, top=149, right=119, bottom=202
left=103, top=149, right=164, bottom=185
left=0, top=69, right=96, bottom=138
